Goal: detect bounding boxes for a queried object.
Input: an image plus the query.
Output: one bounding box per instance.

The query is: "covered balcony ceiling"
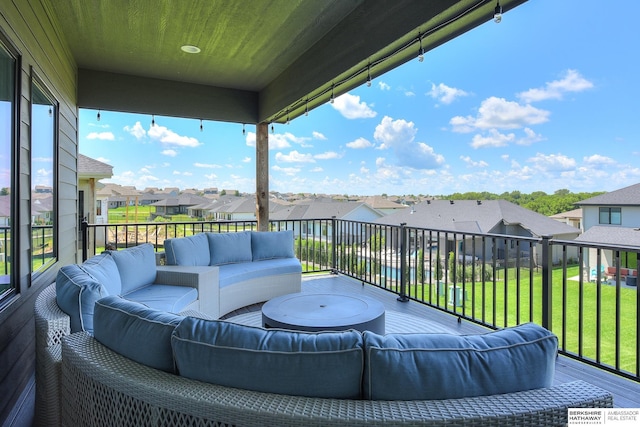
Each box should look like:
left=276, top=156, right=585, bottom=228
left=47, top=0, right=526, bottom=124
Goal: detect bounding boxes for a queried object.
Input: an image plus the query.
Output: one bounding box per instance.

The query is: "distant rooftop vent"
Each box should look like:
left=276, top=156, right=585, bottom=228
left=477, top=200, right=482, bottom=205
left=450, top=200, right=454, bottom=204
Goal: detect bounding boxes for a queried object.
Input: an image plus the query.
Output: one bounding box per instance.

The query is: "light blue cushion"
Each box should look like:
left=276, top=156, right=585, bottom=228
left=56, top=264, right=108, bottom=333
left=172, top=317, right=364, bottom=398
left=362, top=323, right=557, bottom=401
left=124, top=284, right=198, bottom=313
left=164, top=233, right=210, bottom=266
left=251, top=230, right=295, bottom=260
left=108, top=243, right=157, bottom=294
left=206, top=231, right=252, bottom=265
left=80, top=253, right=122, bottom=295
left=218, top=258, right=302, bottom=288
left=93, top=295, right=184, bottom=373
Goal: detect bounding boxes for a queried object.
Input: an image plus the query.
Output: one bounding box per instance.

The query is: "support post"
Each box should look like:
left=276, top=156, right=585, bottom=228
left=398, top=223, right=409, bottom=302
left=541, top=235, right=553, bottom=330
left=81, top=218, right=88, bottom=262
left=256, top=122, right=269, bottom=231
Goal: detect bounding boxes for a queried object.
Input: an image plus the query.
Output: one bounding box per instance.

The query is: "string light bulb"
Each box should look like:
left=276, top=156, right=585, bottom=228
left=494, top=1, right=502, bottom=23
left=305, top=101, right=309, bottom=116
left=418, top=34, right=424, bottom=62
left=242, top=123, right=246, bottom=136
left=97, top=110, right=101, bottom=121
left=271, top=124, right=274, bottom=134
left=330, top=85, right=335, bottom=104
left=151, top=115, right=155, bottom=127
left=200, top=119, right=203, bottom=132
left=366, top=64, right=372, bottom=87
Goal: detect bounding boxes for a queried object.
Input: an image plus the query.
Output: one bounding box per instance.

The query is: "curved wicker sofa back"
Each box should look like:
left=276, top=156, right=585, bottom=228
left=61, top=332, right=613, bottom=426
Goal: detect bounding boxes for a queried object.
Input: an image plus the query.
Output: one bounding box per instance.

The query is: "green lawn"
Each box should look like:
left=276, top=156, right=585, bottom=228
left=402, top=265, right=637, bottom=373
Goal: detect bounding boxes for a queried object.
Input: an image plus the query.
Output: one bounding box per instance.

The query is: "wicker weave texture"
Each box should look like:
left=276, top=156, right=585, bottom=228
left=34, top=283, right=69, bottom=427
left=61, top=332, right=613, bottom=427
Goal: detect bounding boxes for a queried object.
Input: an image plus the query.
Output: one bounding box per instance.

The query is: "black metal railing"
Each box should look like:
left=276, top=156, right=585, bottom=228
left=82, top=218, right=639, bottom=382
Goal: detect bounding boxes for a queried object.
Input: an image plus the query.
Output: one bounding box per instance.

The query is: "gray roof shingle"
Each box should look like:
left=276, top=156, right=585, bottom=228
left=576, top=183, right=640, bottom=206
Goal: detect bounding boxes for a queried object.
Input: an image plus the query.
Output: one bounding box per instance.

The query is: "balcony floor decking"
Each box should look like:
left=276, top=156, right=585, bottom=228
left=223, top=273, right=640, bottom=409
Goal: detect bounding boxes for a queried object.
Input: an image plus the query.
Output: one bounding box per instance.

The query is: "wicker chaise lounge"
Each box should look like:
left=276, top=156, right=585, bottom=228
left=61, top=331, right=612, bottom=427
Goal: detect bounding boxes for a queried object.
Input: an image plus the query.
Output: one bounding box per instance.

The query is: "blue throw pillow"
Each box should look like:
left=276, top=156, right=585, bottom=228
left=206, top=231, right=252, bottom=265
left=363, top=323, right=558, bottom=401
left=108, top=243, right=157, bottom=294
left=164, top=233, right=210, bottom=266
left=93, top=295, right=184, bottom=373
left=80, top=253, right=122, bottom=295
left=251, top=230, right=295, bottom=260
left=172, top=317, right=364, bottom=398
left=56, top=264, right=108, bottom=333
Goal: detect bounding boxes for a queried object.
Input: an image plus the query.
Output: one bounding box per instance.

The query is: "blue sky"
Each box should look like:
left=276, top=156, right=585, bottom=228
left=79, top=0, right=640, bottom=196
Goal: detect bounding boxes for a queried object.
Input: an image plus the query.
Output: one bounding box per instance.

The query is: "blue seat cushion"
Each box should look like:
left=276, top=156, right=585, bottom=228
left=108, top=243, right=157, bottom=294
left=80, top=252, right=122, bottom=295
left=56, top=264, right=108, bottom=333
left=362, top=323, right=558, bottom=401
left=218, top=258, right=302, bottom=288
left=93, top=295, right=184, bottom=373
left=251, top=230, right=295, bottom=260
left=207, top=231, right=252, bottom=265
left=164, top=233, right=210, bottom=266
left=124, top=284, right=198, bottom=313
left=172, top=317, right=364, bottom=398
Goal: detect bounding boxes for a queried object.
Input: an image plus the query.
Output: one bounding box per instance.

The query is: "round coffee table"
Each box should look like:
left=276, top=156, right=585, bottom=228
left=262, top=292, right=385, bottom=334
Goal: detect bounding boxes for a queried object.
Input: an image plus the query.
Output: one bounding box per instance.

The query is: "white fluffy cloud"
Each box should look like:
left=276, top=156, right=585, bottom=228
left=527, top=153, right=577, bottom=172
left=147, top=124, right=201, bottom=147
left=86, top=131, right=115, bottom=140
left=518, top=69, right=593, bottom=103
left=161, top=149, right=177, bottom=157
left=427, top=83, right=469, bottom=104
left=451, top=97, right=550, bottom=133
left=275, top=150, right=315, bottom=163
left=331, top=93, right=377, bottom=119
left=124, top=122, right=146, bottom=139
left=373, top=116, right=444, bottom=169
left=346, top=137, right=374, bottom=149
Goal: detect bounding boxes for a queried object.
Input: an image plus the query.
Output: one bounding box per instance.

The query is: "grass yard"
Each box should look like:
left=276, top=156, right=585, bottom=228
left=403, top=265, right=637, bottom=374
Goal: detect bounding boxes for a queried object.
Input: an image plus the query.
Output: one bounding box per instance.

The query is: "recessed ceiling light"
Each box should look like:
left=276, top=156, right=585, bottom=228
left=181, top=45, right=201, bottom=54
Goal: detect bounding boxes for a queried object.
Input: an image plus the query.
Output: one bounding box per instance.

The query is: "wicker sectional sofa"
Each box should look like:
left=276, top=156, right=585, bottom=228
left=52, top=295, right=613, bottom=427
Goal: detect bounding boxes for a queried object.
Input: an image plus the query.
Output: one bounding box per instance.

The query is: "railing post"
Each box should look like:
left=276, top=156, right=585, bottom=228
left=541, top=234, right=553, bottom=330
left=331, top=216, right=337, bottom=273
left=81, top=217, right=88, bottom=262
left=398, top=223, right=409, bottom=302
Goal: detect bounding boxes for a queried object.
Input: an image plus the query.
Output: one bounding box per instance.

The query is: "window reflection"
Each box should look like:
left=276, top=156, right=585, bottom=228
left=31, top=75, right=57, bottom=274
left=0, top=37, right=16, bottom=298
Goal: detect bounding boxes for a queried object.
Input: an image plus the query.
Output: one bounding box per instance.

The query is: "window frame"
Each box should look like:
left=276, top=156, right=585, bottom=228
left=29, top=69, right=59, bottom=279
left=599, top=207, right=622, bottom=225
left=0, top=28, right=20, bottom=305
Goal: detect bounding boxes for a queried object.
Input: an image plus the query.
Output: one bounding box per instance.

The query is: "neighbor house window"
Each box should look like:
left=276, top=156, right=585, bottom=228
left=30, top=71, right=58, bottom=275
left=599, top=207, right=621, bottom=225
left=0, top=31, right=18, bottom=301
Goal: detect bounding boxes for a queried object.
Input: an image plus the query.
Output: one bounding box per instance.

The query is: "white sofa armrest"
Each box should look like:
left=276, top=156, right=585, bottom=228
left=156, top=265, right=220, bottom=319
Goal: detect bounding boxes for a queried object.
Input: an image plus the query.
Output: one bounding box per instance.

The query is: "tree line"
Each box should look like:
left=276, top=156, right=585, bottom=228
left=439, top=188, right=604, bottom=216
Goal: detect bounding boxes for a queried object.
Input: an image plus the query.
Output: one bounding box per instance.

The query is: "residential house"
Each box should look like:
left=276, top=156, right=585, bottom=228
left=574, top=183, right=640, bottom=275
left=151, top=194, right=210, bottom=218
left=374, top=199, right=581, bottom=265
left=550, top=208, right=582, bottom=231
left=271, top=199, right=385, bottom=243
left=78, top=154, right=113, bottom=225
left=359, top=195, right=408, bottom=216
